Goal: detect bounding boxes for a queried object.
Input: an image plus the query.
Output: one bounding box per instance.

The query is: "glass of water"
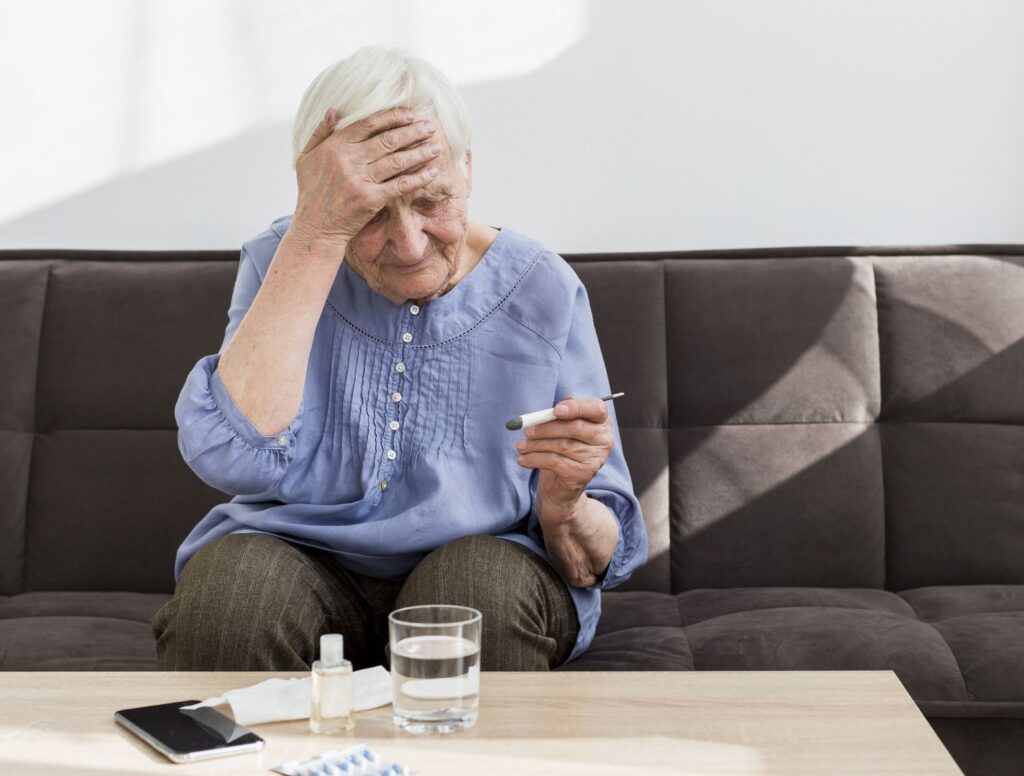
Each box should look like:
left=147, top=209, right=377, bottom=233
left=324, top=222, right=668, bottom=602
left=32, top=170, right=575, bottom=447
left=388, top=604, right=482, bottom=734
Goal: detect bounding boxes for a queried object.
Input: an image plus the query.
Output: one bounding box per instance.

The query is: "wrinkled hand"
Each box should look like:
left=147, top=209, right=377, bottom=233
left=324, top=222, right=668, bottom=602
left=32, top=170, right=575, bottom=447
left=514, top=395, right=615, bottom=527
left=292, top=106, right=443, bottom=246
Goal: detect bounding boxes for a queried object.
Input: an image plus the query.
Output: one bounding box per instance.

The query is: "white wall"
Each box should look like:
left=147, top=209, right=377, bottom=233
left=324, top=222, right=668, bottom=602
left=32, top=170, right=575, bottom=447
left=1, top=0, right=1022, bottom=253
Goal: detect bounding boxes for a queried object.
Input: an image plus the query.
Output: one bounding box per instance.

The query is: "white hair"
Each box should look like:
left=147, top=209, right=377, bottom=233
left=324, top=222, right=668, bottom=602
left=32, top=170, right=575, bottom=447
left=292, top=46, right=471, bottom=176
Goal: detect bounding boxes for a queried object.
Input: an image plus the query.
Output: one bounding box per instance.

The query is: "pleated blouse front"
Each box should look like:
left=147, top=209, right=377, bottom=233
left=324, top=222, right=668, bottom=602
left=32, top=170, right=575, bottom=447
left=173, top=215, right=648, bottom=662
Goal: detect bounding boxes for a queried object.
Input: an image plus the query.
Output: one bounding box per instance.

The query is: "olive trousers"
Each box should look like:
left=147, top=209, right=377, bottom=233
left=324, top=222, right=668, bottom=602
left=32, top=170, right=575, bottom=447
left=152, top=533, right=579, bottom=671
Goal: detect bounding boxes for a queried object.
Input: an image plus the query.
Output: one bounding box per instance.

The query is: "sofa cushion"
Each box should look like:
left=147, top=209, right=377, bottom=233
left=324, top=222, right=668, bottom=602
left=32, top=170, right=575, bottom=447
left=901, top=586, right=1024, bottom=705
left=664, top=257, right=881, bottom=426
left=559, top=626, right=694, bottom=671
left=25, top=430, right=223, bottom=594
left=899, top=585, right=1024, bottom=621
left=0, top=591, right=168, bottom=670
left=873, top=255, right=1024, bottom=424
left=669, top=424, right=885, bottom=589
left=684, top=606, right=965, bottom=703
left=672, top=587, right=917, bottom=625
left=0, top=591, right=169, bottom=622
left=664, top=257, right=887, bottom=592
left=595, top=587, right=922, bottom=633
left=873, top=255, right=1024, bottom=595
left=580, top=585, right=1024, bottom=716
left=882, top=423, right=1024, bottom=590
left=931, top=612, right=1024, bottom=704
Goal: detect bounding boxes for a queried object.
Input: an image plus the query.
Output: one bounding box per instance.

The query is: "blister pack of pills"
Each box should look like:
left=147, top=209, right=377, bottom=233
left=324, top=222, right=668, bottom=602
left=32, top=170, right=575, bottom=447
left=272, top=743, right=414, bottom=776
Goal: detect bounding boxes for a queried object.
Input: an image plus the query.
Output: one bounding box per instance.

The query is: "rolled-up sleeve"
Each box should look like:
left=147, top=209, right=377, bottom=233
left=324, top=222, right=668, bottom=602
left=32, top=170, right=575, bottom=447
left=175, top=245, right=302, bottom=495
left=533, top=280, right=649, bottom=590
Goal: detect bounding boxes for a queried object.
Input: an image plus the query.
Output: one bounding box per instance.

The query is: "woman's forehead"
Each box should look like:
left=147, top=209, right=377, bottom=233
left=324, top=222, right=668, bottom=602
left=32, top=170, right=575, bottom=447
left=422, top=180, right=457, bottom=197
left=410, top=155, right=466, bottom=198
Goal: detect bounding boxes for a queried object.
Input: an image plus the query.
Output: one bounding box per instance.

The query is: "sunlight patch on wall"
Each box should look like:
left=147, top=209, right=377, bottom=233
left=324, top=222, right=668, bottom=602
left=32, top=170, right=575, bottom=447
left=0, top=0, right=586, bottom=224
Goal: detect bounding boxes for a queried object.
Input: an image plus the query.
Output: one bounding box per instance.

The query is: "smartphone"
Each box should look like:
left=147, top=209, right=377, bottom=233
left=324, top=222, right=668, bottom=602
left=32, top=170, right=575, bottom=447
left=114, top=700, right=265, bottom=763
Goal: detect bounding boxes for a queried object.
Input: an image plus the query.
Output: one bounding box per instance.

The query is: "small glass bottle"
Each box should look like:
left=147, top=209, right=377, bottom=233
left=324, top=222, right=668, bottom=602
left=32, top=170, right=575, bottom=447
left=310, top=633, right=354, bottom=734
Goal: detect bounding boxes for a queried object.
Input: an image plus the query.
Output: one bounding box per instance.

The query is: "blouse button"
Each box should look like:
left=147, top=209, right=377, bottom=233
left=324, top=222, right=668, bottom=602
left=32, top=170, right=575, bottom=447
left=391, top=392, right=402, bottom=403
left=389, top=420, right=400, bottom=431
left=380, top=479, right=388, bottom=491
left=386, top=449, right=397, bottom=460
left=396, top=362, right=406, bottom=373
left=401, top=332, right=413, bottom=343
left=410, top=304, right=420, bottom=315
left=275, top=435, right=288, bottom=446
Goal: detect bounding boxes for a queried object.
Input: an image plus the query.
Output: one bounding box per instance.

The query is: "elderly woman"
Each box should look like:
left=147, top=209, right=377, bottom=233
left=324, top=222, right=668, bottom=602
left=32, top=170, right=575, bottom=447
left=152, top=46, right=647, bottom=671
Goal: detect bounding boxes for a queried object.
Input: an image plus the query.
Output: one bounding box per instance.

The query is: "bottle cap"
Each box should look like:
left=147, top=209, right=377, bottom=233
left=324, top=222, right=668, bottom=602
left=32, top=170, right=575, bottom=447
left=319, top=633, right=344, bottom=667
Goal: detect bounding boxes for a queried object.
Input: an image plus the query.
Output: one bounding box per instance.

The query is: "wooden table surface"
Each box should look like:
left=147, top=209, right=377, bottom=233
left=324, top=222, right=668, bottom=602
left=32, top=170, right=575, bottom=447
left=0, top=670, right=961, bottom=775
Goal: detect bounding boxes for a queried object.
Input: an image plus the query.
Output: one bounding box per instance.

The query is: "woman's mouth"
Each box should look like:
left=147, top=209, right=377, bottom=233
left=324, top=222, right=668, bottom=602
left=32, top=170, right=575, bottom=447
left=392, top=255, right=432, bottom=273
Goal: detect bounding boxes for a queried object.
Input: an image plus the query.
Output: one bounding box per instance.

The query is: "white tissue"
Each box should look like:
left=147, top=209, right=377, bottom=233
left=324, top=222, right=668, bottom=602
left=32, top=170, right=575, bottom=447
left=180, top=665, right=392, bottom=726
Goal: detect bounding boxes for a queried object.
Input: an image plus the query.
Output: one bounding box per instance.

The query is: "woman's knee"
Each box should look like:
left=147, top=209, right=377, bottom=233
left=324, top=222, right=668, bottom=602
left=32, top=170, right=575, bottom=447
left=152, top=533, right=344, bottom=670
left=396, top=535, right=578, bottom=670
left=162, top=534, right=309, bottom=624
left=397, top=535, right=564, bottom=633
left=397, top=535, right=520, bottom=612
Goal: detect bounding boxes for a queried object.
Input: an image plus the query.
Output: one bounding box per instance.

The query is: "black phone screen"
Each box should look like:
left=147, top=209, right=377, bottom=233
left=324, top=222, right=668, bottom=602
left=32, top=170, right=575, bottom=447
left=115, top=700, right=263, bottom=755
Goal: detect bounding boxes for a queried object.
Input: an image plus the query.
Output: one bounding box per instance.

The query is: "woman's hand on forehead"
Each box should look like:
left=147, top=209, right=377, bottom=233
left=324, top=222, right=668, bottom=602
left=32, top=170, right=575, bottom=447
left=292, top=106, right=446, bottom=246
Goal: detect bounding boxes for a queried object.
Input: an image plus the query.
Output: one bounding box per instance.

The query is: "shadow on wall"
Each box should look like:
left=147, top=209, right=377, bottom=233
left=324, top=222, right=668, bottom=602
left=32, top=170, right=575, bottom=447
left=0, top=125, right=292, bottom=251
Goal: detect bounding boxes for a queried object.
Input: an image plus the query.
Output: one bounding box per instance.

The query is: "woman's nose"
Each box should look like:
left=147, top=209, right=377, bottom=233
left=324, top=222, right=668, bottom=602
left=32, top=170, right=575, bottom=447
left=386, top=210, right=429, bottom=261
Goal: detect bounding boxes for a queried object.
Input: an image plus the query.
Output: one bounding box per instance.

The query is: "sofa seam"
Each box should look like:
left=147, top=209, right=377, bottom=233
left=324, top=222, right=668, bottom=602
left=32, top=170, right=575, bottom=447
left=870, top=259, right=889, bottom=595
left=917, top=610, right=1024, bottom=623
left=922, top=620, right=974, bottom=703
left=20, top=261, right=53, bottom=596
left=899, top=592, right=923, bottom=620
left=897, top=595, right=975, bottom=705
left=662, top=258, right=677, bottom=595
left=669, top=420, right=1023, bottom=428
left=669, top=600, right=975, bottom=703
left=0, top=613, right=160, bottom=625
left=674, top=602, right=918, bottom=628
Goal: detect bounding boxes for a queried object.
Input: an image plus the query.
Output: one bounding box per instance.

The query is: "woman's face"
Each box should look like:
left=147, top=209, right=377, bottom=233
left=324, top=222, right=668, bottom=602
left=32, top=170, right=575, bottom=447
left=344, top=132, right=472, bottom=306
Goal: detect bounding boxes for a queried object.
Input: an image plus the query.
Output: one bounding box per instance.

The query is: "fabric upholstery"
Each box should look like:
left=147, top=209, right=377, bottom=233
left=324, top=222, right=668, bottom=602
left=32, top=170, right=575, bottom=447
left=664, top=257, right=887, bottom=591
left=578, top=585, right=1024, bottom=717
left=0, top=591, right=167, bottom=670
left=901, top=585, right=1024, bottom=705
left=2, top=243, right=1022, bottom=776
left=882, top=422, right=1024, bottom=590
left=669, top=424, right=885, bottom=589
left=928, top=718, right=1024, bottom=776
left=874, top=255, right=1024, bottom=593
left=900, top=584, right=1024, bottom=620
left=558, top=625, right=693, bottom=671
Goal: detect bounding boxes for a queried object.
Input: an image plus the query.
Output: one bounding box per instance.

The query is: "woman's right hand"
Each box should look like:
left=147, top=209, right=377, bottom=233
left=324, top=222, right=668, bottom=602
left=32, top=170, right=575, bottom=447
left=291, top=106, right=442, bottom=247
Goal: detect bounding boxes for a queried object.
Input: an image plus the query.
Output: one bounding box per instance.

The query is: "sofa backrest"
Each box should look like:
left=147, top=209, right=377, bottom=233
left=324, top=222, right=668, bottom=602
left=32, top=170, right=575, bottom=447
left=1, top=245, right=1022, bottom=596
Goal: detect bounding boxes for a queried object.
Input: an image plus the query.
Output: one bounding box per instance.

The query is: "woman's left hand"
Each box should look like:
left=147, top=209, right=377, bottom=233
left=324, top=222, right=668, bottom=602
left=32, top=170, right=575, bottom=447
left=514, top=395, right=615, bottom=525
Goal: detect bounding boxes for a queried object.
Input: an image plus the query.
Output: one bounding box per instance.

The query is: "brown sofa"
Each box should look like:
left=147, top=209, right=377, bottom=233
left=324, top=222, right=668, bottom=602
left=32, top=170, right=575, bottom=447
left=1, top=239, right=1022, bottom=775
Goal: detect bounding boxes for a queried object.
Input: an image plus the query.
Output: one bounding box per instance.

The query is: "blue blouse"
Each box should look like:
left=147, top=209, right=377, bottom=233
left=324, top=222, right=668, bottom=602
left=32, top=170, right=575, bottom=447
left=173, top=216, right=648, bottom=663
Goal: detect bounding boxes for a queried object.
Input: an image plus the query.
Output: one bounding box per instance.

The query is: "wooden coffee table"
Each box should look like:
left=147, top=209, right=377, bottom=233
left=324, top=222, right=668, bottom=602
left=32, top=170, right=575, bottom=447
left=0, top=670, right=961, bottom=774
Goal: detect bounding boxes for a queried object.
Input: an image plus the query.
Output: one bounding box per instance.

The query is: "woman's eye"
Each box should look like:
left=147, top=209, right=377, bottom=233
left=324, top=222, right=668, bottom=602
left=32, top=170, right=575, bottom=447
left=416, top=198, right=443, bottom=212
